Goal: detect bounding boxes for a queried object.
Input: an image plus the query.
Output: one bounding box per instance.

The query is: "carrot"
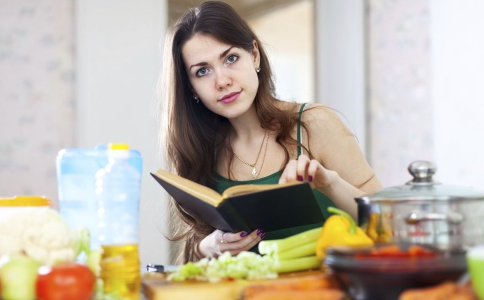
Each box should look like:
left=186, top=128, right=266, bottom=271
left=242, top=274, right=341, bottom=298
left=244, top=289, right=345, bottom=300
left=399, top=281, right=478, bottom=300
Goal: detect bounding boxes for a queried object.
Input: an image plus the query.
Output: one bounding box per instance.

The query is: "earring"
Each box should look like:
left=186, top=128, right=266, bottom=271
left=193, top=94, right=199, bottom=104
left=256, top=67, right=261, bottom=73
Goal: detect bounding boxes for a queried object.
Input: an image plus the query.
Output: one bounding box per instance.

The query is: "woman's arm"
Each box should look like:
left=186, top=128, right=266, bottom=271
left=279, top=104, right=382, bottom=220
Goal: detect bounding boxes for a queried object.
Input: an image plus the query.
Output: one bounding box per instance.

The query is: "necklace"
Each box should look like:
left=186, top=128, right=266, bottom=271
left=254, top=130, right=269, bottom=179
left=231, top=130, right=268, bottom=179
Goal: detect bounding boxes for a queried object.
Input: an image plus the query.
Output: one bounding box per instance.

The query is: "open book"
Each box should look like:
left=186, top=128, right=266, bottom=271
left=151, top=169, right=325, bottom=233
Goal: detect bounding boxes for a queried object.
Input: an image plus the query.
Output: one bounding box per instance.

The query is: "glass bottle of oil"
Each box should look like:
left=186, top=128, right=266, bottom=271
left=96, top=143, right=142, bottom=300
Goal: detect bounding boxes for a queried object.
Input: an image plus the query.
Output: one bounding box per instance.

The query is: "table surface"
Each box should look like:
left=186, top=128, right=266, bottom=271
left=141, top=270, right=327, bottom=300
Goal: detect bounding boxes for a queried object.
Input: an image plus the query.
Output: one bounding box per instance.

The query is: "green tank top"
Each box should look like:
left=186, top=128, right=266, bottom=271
left=213, top=103, right=335, bottom=249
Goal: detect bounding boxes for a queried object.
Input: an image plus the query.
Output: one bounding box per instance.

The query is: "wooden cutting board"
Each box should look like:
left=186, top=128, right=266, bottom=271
left=142, top=270, right=326, bottom=300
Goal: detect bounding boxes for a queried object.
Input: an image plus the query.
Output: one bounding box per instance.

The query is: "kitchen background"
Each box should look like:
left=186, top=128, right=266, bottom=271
left=1, top=0, right=484, bottom=266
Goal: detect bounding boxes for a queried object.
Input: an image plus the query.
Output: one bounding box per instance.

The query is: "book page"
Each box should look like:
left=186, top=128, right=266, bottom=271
left=222, top=181, right=302, bottom=198
left=153, top=169, right=223, bottom=206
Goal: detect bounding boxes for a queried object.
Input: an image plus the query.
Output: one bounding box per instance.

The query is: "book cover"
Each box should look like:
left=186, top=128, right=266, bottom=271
left=151, top=169, right=325, bottom=233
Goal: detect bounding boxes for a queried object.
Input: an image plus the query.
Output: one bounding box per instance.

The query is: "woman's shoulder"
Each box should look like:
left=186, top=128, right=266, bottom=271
left=273, top=101, right=348, bottom=132
left=274, top=101, right=334, bottom=115
left=300, top=103, right=348, bottom=131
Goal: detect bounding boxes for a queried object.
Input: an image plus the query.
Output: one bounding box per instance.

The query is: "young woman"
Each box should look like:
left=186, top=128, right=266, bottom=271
left=159, top=1, right=382, bottom=263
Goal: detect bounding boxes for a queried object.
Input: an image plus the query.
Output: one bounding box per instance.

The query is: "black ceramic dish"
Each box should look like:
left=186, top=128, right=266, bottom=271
left=324, top=244, right=467, bottom=300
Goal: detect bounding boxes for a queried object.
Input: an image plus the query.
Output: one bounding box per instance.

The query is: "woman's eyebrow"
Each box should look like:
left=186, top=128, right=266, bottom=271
left=189, top=46, right=235, bottom=70
left=219, top=46, right=234, bottom=59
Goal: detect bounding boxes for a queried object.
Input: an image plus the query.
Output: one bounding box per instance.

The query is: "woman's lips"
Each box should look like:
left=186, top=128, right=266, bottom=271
left=219, top=91, right=241, bottom=104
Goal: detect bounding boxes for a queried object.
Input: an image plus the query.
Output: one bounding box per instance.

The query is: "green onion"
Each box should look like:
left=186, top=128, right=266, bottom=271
left=274, top=256, right=320, bottom=273
left=276, top=241, right=317, bottom=261
left=258, top=227, right=321, bottom=255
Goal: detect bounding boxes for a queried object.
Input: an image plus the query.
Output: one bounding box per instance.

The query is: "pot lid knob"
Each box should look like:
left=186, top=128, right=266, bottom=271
left=407, top=161, right=437, bottom=185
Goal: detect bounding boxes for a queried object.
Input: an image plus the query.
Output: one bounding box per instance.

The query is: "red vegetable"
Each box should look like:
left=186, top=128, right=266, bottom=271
left=356, top=245, right=437, bottom=259
left=36, top=261, right=95, bottom=300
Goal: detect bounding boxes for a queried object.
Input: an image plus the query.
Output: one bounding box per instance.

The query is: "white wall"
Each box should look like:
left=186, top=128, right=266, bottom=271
left=75, top=0, right=170, bottom=266
left=249, top=0, right=314, bottom=104
left=367, top=0, right=433, bottom=186
left=0, top=0, right=75, bottom=203
left=431, top=0, right=484, bottom=187
left=315, top=0, right=366, bottom=155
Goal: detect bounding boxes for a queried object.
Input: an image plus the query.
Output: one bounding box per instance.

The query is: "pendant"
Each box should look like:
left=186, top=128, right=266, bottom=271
left=252, top=167, right=257, bottom=178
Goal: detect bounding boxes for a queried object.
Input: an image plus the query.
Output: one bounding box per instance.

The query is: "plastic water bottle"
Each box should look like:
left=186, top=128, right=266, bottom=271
left=96, top=143, right=142, bottom=300
left=57, top=146, right=107, bottom=251
left=56, top=145, right=143, bottom=253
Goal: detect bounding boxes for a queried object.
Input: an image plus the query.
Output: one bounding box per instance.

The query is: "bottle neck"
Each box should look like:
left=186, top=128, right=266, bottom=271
left=108, top=150, right=130, bottom=160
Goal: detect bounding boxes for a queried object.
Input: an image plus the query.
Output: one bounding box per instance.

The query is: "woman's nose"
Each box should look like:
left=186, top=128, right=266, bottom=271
left=215, top=70, right=232, bottom=89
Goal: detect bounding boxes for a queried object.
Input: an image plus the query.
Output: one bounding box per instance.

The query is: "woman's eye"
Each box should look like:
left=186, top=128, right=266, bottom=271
left=196, top=67, right=209, bottom=77
left=226, top=54, right=239, bottom=64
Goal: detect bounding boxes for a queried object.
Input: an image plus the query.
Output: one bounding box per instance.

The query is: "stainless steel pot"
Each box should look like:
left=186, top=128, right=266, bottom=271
left=355, top=161, right=484, bottom=251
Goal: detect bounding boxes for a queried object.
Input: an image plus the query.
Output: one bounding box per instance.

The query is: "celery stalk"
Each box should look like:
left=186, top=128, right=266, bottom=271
left=277, top=241, right=317, bottom=261
left=274, top=255, right=321, bottom=273
left=258, top=227, right=321, bottom=254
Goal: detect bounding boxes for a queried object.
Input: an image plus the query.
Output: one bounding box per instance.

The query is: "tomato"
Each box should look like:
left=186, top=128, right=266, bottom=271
left=36, top=261, right=95, bottom=300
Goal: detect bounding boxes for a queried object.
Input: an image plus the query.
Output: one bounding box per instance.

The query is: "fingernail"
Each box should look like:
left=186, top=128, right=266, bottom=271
left=308, top=175, right=313, bottom=182
left=297, top=175, right=303, bottom=181
left=240, top=231, right=248, bottom=237
left=260, top=232, right=266, bottom=239
left=257, top=229, right=262, bottom=235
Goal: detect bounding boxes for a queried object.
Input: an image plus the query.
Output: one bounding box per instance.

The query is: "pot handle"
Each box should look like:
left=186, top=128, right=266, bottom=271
left=404, top=212, right=464, bottom=225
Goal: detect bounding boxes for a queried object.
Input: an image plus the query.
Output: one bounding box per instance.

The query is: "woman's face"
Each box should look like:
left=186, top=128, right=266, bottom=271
left=182, top=34, right=260, bottom=119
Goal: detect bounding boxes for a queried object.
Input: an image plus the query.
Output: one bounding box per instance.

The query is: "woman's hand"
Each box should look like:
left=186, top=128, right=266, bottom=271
left=279, top=154, right=336, bottom=190
left=198, top=229, right=264, bottom=258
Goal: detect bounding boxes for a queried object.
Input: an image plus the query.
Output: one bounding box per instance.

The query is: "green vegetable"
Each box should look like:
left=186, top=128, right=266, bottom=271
left=92, top=278, right=127, bottom=300
left=168, top=251, right=277, bottom=283
left=274, top=255, right=320, bottom=273
left=316, top=207, right=374, bottom=260
left=276, top=241, right=317, bottom=261
left=0, top=254, right=42, bottom=300
left=258, top=227, right=321, bottom=255
left=72, top=227, right=91, bottom=258
left=85, top=248, right=102, bottom=276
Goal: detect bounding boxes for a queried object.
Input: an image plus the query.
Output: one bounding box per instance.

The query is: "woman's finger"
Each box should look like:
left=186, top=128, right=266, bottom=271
left=220, top=231, right=249, bottom=243
left=307, top=159, right=321, bottom=181
left=226, top=230, right=263, bottom=255
left=296, top=154, right=310, bottom=180
left=279, top=159, right=298, bottom=183
left=223, top=230, right=261, bottom=248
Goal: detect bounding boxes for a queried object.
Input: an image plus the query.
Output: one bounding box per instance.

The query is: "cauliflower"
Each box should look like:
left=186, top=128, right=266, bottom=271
left=0, top=208, right=76, bottom=265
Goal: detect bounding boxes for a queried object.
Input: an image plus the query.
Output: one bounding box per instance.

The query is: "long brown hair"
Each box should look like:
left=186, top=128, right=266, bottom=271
left=159, top=1, right=312, bottom=263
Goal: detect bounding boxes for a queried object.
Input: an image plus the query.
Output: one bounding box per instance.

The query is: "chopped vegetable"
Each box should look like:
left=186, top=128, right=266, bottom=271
left=316, top=207, right=374, bottom=261
left=258, top=227, right=321, bottom=255
left=355, top=245, right=437, bottom=259
left=167, top=251, right=277, bottom=282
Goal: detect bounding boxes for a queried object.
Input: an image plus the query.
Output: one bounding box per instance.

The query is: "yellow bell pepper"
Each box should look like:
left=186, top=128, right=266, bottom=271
left=376, top=213, right=393, bottom=243
left=316, top=207, right=374, bottom=261
left=366, top=212, right=379, bottom=241
left=366, top=212, right=393, bottom=243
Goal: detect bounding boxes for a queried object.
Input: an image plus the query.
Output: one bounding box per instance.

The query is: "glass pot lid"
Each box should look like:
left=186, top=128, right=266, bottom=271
left=355, top=161, right=484, bottom=204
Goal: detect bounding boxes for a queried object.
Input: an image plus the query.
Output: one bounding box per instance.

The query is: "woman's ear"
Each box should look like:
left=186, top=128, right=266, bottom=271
left=251, top=40, right=260, bottom=69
